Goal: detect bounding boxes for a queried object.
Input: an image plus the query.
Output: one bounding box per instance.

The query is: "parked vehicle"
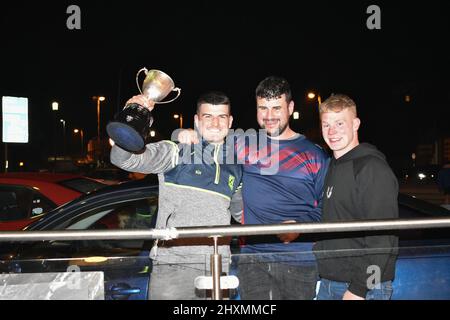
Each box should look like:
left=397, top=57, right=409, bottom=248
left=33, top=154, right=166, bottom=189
left=0, top=178, right=449, bottom=299
left=0, top=173, right=107, bottom=230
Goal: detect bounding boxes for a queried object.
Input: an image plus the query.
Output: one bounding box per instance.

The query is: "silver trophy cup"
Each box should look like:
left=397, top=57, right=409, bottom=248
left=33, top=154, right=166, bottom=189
left=107, top=68, right=181, bottom=152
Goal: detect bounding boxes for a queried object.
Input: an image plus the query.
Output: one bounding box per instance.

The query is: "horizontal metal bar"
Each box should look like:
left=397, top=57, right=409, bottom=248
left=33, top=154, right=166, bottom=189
left=0, top=218, right=450, bottom=242
left=176, top=218, right=450, bottom=238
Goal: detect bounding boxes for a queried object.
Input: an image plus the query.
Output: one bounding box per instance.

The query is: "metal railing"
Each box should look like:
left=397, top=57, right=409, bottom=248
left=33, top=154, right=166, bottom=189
left=1, top=217, right=450, bottom=300
left=1, top=218, right=450, bottom=242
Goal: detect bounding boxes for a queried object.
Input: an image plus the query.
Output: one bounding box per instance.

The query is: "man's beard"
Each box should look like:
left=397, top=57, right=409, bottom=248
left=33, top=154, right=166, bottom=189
left=262, top=121, right=288, bottom=137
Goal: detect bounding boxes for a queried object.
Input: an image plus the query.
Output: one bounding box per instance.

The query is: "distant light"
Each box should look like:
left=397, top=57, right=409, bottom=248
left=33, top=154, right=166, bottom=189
left=60, top=119, right=65, bottom=123
left=5, top=161, right=8, bottom=169
left=19, top=162, right=24, bottom=167
left=173, top=114, right=180, bottom=119
left=431, top=174, right=434, bottom=178
left=109, top=138, right=115, bottom=146
left=307, top=92, right=316, bottom=99
left=293, top=111, right=300, bottom=120
left=150, top=130, right=156, bottom=137
left=99, top=96, right=106, bottom=102
left=418, top=173, right=426, bottom=180
left=74, top=129, right=79, bottom=133
left=405, top=95, right=411, bottom=102
left=52, top=102, right=59, bottom=111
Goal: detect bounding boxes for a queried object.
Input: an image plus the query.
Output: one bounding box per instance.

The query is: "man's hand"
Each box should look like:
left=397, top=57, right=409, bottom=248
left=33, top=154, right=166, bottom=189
left=178, top=128, right=200, bottom=144
left=277, top=220, right=300, bottom=244
left=125, top=95, right=155, bottom=112
left=342, top=290, right=365, bottom=300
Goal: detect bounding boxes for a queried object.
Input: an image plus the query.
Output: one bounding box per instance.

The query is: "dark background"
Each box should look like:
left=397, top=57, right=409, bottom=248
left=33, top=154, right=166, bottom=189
left=1, top=0, right=449, bottom=174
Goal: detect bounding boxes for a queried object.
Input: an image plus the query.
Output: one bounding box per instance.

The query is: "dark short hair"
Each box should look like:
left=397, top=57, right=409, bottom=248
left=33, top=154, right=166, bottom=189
left=196, top=91, right=231, bottom=114
left=255, top=76, right=292, bottom=102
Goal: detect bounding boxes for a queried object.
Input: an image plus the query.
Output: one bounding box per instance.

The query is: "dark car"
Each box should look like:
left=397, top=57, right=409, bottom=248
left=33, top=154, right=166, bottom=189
left=392, top=193, right=450, bottom=299
left=0, top=179, right=158, bottom=300
left=1, top=179, right=450, bottom=299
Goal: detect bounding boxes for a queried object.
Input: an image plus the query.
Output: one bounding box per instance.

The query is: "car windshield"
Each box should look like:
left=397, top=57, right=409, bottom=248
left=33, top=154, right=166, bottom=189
left=59, top=178, right=107, bottom=194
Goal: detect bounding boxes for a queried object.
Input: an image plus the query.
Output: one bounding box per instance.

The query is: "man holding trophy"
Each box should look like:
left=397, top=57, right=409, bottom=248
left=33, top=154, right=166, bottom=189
left=109, top=70, right=242, bottom=299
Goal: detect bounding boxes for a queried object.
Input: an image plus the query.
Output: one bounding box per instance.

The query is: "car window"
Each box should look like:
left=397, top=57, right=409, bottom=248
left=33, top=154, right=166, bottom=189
left=0, top=185, right=58, bottom=221
left=30, top=191, right=56, bottom=216
left=86, top=169, right=128, bottom=181
left=65, top=196, right=158, bottom=230
left=59, top=178, right=107, bottom=194
left=0, top=186, right=32, bottom=221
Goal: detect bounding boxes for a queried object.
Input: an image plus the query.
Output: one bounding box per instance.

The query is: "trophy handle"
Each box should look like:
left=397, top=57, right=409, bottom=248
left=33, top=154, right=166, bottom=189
left=135, top=67, right=149, bottom=95
left=155, top=88, right=182, bottom=104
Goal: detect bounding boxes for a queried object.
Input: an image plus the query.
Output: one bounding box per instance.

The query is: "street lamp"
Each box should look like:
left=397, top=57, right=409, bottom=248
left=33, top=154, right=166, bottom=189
left=94, top=96, right=106, bottom=142
left=60, top=119, right=66, bottom=157
left=307, top=92, right=322, bottom=108
left=73, top=128, right=84, bottom=156
left=51, top=102, right=59, bottom=164
left=93, top=96, right=106, bottom=162
left=173, top=113, right=183, bottom=128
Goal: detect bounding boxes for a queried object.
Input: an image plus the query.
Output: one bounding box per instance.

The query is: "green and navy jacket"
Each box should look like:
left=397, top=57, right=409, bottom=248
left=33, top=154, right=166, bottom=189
left=110, top=140, right=242, bottom=266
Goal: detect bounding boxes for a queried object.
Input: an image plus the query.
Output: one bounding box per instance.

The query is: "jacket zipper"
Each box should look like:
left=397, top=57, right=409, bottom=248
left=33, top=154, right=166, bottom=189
left=214, top=144, right=220, bottom=184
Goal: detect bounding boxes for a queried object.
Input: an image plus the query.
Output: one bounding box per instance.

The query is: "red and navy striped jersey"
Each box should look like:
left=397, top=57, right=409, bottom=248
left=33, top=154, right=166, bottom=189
left=237, top=133, right=329, bottom=255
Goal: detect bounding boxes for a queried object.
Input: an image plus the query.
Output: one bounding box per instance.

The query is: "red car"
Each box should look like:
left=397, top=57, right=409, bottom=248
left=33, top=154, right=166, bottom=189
left=0, top=172, right=107, bottom=230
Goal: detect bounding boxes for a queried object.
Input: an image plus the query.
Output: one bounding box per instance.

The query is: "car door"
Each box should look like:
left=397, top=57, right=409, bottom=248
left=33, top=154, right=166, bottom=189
left=4, top=195, right=158, bottom=300
left=392, top=198, right=450, bottom=299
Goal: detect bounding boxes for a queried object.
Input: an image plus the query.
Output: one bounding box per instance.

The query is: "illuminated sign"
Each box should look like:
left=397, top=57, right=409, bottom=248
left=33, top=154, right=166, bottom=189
left=2, top=96, right=29, bottom=143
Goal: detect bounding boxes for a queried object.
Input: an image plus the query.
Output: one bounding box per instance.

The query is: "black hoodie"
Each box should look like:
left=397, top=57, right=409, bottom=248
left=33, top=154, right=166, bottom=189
left=313, top=143, right=399, bottom=298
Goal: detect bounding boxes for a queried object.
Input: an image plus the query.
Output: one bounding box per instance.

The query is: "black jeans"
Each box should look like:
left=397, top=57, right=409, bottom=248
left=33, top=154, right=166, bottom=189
left=238, top=255, right=318, bottom=300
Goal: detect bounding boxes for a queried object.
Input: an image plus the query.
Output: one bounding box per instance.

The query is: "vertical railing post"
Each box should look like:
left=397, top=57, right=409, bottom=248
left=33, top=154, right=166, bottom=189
left=210, top=236, right=222, bottom=300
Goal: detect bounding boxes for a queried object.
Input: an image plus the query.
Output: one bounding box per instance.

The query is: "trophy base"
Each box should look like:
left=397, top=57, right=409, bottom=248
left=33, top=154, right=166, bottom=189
left=106, top=121, right=145, bottom=153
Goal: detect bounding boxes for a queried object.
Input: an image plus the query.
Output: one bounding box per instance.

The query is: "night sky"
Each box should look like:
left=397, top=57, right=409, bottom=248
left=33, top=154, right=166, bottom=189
left=1, top=0, right=449, bottom=173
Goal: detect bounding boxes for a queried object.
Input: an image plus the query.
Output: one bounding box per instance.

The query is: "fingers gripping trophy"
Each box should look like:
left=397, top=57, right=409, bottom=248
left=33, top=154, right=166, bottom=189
left=106, top=68, right=181, bottom=152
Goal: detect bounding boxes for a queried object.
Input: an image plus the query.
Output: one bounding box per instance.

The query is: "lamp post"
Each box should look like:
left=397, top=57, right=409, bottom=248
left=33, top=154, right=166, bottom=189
left=306, top=91, right=323, bottom=144
left=51, top=102, right=59, bottom=165
left=307, top=92, right=322, bottom=108
left=73, top=129, right=84, bottom=156
left=93, top=96, right=106, bottom=162
left=60, top=119, right=66, bottom=157
left=94, top=96, right=106, bottom=143
left=173, top=113, right=183, bottom=128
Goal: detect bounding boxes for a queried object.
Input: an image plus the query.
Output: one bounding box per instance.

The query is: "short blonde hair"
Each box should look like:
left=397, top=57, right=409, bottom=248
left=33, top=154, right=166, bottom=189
left=319, top=94, right=357, bottom=117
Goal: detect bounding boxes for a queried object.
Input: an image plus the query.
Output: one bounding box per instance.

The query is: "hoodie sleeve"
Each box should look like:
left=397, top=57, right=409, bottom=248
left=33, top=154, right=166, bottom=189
left=110, top=140, right=179, bottom=174
left=348, top=157, right=399, bottom=298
